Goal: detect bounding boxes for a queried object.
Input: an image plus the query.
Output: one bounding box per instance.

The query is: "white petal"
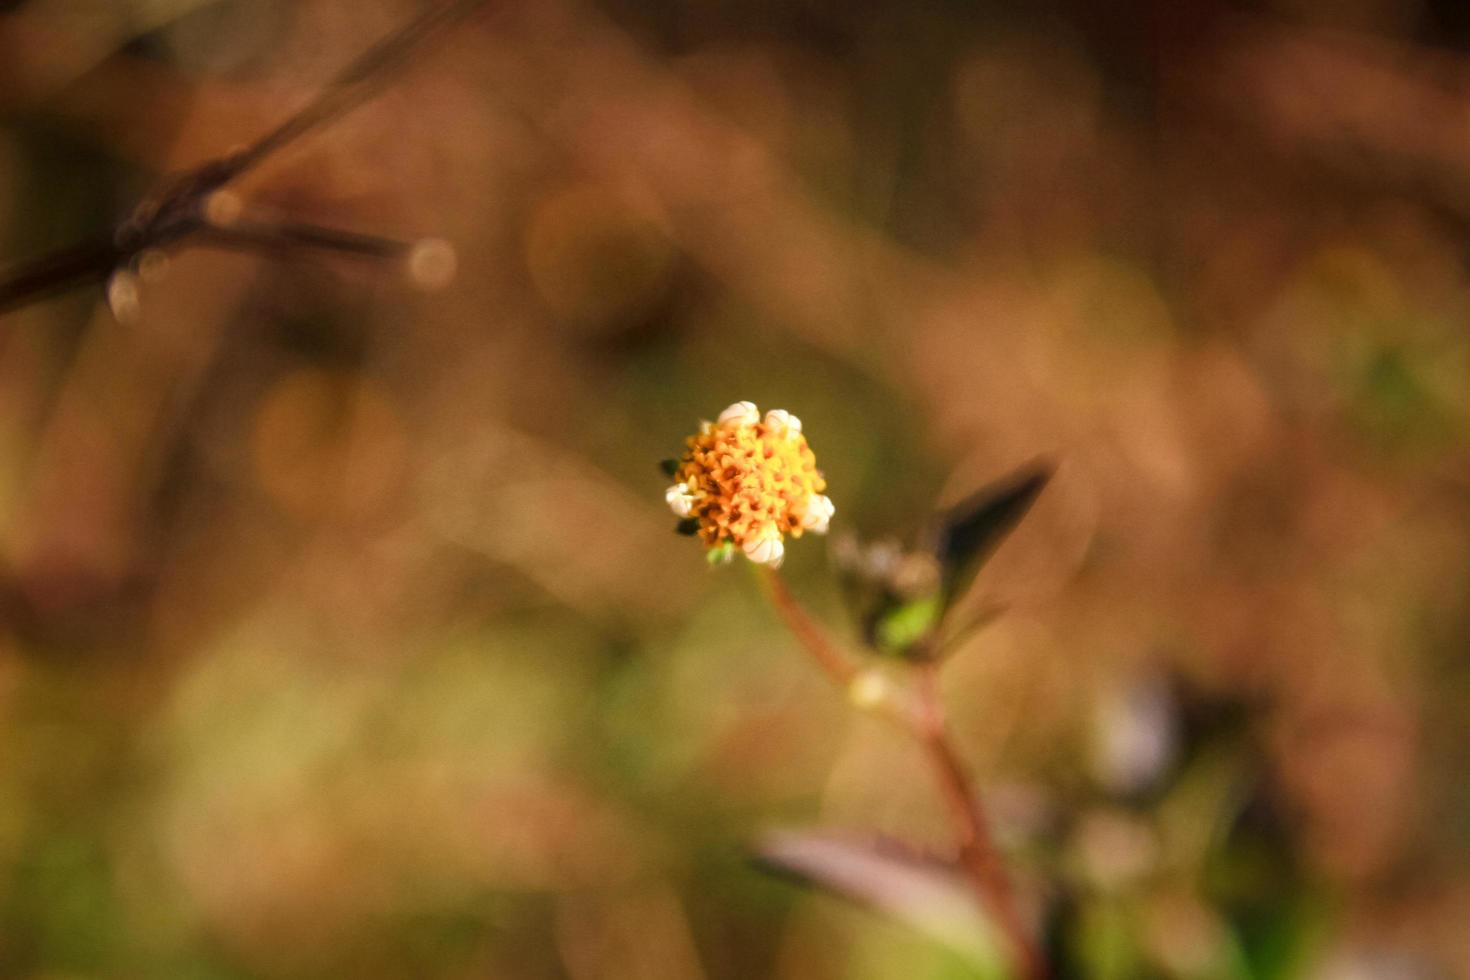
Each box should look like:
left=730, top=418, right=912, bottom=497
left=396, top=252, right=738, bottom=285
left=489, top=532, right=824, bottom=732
left=665, top=483, right=696, bottom=517
left=799, top=494, right=835, bottom=534
left=718, top=401, right=760, bottom=427
left=742, top=532, right=785, bottom=567
left=763, top=409, right=802, bottom=435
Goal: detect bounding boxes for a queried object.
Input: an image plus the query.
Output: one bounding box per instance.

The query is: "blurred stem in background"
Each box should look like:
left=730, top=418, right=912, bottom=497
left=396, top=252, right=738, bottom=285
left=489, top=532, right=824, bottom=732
left=757, top=565, right=1047, bottom=980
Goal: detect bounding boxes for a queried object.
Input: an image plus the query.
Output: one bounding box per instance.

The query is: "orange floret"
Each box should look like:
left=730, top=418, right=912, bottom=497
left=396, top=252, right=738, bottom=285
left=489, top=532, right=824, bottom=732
left=676, top=415, right=826, bottom=550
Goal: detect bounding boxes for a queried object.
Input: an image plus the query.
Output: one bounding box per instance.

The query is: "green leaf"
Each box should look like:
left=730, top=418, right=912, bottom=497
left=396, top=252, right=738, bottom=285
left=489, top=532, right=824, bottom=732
left=674, top=518, right=700, bottom=536
left=934, top=462, right=1051, bottom=611
left=659, top=459, right=680, bottom=477
left=706, top=541, right=736, bottom=565
left=874, top=595, right=942, bottom=656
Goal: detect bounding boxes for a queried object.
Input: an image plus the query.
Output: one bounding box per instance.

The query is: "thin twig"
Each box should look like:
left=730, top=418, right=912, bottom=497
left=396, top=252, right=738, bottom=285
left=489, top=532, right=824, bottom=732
left=0, top=0, right=486, bottom=315
left=0, top=238, right=121, bottom=313
left=196, top=219, right=412, bottom=260
left=219, top=0, right=488, bottom=182
left=759, top=566, right=1046, bottom=979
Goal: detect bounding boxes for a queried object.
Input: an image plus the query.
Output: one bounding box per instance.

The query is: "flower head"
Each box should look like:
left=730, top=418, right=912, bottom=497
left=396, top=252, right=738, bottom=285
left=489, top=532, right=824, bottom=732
left=665, top=401, right=834, bottom=566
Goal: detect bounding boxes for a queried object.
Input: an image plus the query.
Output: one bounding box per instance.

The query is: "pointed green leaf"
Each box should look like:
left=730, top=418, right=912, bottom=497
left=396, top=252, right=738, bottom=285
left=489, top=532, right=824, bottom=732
left=934, top=462, right=1051, bottom=611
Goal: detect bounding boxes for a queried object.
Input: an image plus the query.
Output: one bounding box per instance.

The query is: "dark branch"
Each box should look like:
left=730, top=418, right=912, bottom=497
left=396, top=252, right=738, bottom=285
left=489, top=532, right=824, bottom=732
left=0, top=0, right=486, bottom=316
left=218, top=0, right=488, bottom=182
left=0, top=238, right=122, bottom=315
left=195, top=219, right=412, bottom=260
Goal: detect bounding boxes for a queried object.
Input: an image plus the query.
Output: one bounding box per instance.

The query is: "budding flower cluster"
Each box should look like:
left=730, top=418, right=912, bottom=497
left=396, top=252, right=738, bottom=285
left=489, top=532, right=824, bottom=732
left=665, top=401, right=834, bottom=567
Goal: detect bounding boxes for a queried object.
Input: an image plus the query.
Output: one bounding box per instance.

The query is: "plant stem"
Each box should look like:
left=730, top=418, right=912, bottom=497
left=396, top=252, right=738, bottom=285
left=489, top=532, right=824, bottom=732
left=915, top=664, right=1047, bottom=980
left=758, top=564, right=861, bottom=689
left=759, top=566, right=1046, bottom=980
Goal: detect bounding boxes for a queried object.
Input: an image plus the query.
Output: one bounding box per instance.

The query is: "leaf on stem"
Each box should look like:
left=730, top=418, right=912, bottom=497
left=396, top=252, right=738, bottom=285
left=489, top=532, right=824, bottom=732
left=831, top=534, right=944, bottom=659
left=753, top=830, right=1007, bottom=971
left=874, top=594, right=942, bottom=654
left=934, top=461, right=1052, bottom=612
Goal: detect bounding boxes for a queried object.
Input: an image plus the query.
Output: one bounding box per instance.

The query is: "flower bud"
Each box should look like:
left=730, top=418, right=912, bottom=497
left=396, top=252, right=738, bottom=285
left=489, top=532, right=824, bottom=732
left=718, top=401, right=760, bottom=427
left=665, top=482, right=697, bottom=517
left=763, top=408, right=802, bottom=435
left=742, top=531, right=785, bottom=567
left=799, top=494, right=835, bottom=534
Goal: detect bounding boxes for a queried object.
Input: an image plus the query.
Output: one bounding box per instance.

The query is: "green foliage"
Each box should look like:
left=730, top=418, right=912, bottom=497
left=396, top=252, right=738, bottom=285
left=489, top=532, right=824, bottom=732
left=835, top=462, right=1051, bottom=663
left=933, top=463, right=1051, bottom=613
left=874, top=594, right=942, bottom=655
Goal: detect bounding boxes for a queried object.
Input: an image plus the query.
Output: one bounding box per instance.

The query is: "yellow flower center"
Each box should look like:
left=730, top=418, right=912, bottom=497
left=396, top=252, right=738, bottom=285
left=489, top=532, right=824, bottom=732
left=678, top=419, right=827, bottom=550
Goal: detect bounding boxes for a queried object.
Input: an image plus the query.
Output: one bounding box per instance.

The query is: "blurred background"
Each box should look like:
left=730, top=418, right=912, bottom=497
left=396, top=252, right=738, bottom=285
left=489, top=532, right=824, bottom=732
left=2, top=0, right=1469, bottom=976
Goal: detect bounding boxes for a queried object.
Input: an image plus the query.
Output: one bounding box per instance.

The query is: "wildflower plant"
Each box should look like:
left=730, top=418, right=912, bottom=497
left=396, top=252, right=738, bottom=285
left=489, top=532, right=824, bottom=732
left=661, top=401, right=1053, bottom=979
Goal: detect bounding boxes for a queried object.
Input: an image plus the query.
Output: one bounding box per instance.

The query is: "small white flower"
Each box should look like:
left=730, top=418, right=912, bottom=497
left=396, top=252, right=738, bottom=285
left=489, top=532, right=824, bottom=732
left=798, top=493, right=835, bottom=534
left=763, top=408, right=802, bottom=436
left=665, top=482, right=697, bottom=517
left=718, top=401, right=760, bottom=427
left=742, top=531, right=785, bottom=567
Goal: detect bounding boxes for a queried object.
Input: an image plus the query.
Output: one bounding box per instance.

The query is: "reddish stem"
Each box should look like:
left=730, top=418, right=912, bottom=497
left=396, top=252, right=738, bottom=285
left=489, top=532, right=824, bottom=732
left=759, top=567, right=1046, bottom=980
left=760, top=565, right=861, bottom=688
left=915, top=665, right=1047, bottom=980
